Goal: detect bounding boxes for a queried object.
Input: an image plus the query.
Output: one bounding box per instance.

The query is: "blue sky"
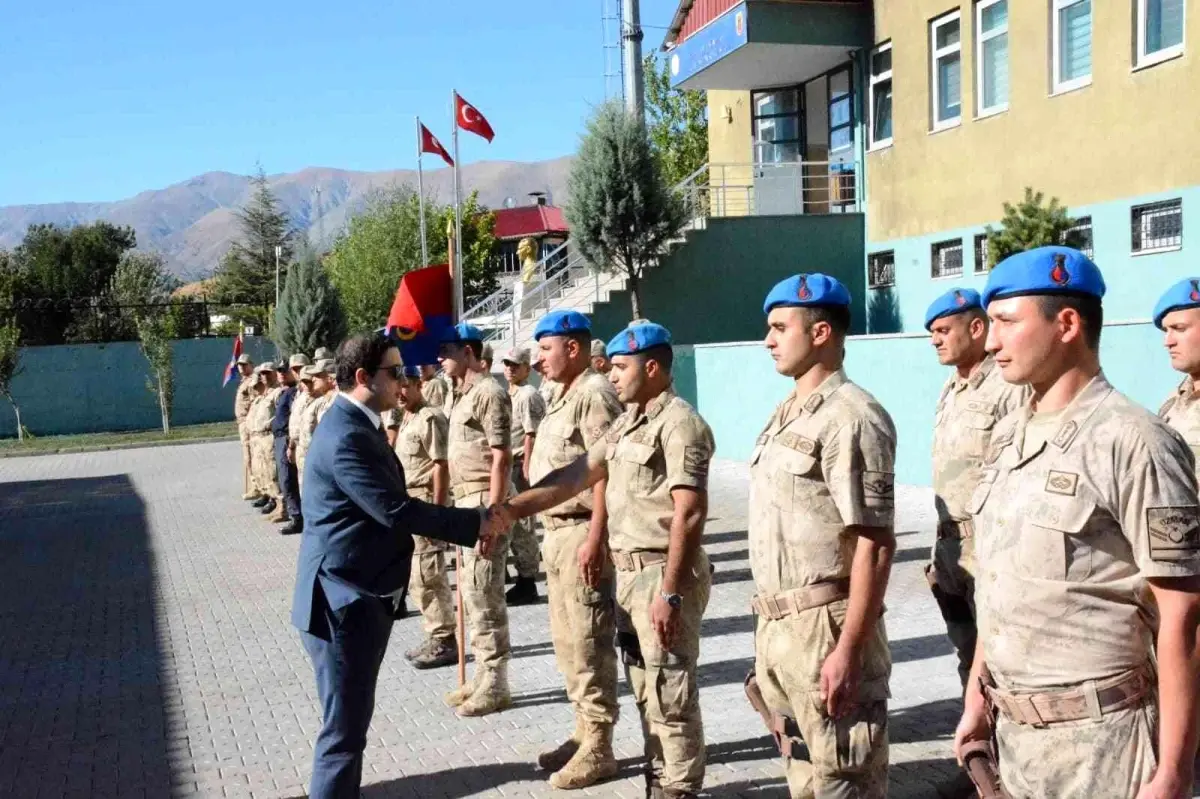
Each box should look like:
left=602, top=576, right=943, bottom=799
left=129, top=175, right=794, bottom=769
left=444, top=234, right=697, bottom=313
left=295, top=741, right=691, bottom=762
left=0, top=0, right=680, bottom=207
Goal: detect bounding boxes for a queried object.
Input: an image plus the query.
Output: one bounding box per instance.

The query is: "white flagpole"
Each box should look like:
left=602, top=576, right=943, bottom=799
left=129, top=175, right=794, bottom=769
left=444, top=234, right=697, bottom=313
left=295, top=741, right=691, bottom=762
left=416, top=116, right=429, bottom=267
left=451, top=90, right=464, bottom=321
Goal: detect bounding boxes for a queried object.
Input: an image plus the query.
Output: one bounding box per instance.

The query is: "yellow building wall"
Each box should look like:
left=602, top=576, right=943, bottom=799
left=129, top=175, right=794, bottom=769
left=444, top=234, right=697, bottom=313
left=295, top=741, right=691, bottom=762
left=868, top=0, right=1200, bottom=243
left=706, top=90, right=755, bottom=216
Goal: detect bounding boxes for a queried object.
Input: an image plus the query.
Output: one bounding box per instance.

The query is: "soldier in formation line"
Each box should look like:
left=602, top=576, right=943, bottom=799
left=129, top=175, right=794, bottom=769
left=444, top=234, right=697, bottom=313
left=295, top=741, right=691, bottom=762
left=246, top=363, right=283, bottom=517
left=501, top=345, right=546, bottom=606
left=233, top=353, right=257, bottom=500
left=295, top=358, right=335, bottom=495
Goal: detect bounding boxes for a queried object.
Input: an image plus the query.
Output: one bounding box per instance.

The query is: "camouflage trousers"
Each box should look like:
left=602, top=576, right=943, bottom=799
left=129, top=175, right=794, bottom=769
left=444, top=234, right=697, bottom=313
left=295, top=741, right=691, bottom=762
left=408, top=488, right=455, bottom=642
left=542, top=518, right=618, bottom=724
left=754, top=601, right=891, bottom=799
left=926, top=533, right=977, bottom=690
left=614, top=549, right=711, bottom=795
left=295, top=447, right=308, bottom=496
left=249, top=433, right=279, bottom=499
left=507, top=460, right=540, bottom=579
left=454, top=490, right=510, bottom=669
left=995, top=696, right=1158, bottom=798
left=239, top=423, right=252, bottom=494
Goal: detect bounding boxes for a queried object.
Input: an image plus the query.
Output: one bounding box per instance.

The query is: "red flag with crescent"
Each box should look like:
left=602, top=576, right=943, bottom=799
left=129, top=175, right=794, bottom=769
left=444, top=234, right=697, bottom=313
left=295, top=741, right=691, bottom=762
left=419, top=123, right=454, bottom=167
left=454, top=92, right=495, bottom=143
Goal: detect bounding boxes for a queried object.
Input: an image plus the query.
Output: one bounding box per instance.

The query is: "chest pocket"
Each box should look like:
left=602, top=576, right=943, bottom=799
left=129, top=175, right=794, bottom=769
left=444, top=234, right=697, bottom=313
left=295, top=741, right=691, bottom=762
left=769, top=439, right=821, bottom=513
left=615, top=440, right=658, bottom=493
left=1021, top=495, right=1096, bottom=581
left=399, top=436, right=423, bottom=456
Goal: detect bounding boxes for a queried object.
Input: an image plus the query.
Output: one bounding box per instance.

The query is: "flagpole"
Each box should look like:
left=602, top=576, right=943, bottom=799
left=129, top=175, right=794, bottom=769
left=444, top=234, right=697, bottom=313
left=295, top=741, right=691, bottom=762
left=416, top=116, right=429, bottom=267
left=451, top=90, right=465, bottom=322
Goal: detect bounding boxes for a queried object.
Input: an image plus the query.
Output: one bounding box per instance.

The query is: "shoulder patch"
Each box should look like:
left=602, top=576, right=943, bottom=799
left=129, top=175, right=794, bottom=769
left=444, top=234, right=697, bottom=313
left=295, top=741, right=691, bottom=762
left=683, top=445, right=710, bottom=479
left=804, top=394, right=824, bottom=414
left=1052, top=420, right=1079, bottom=449
left=1044, top=470, right=1078, bottom=496
left=1148, top=507, right=1200, bottom=561
left=862, top=472, right=895, bottom=502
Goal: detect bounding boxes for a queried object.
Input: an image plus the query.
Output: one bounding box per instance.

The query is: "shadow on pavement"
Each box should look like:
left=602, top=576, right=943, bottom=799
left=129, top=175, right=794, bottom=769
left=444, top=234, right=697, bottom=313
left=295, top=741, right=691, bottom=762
left=890, top=632, right=955, bottom=664
left=0, top=475, right=171, bottom=796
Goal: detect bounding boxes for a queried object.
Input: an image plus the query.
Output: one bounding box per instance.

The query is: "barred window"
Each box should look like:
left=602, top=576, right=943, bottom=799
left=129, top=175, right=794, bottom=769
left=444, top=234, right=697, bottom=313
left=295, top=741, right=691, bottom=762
left=932, top=239, right=964, bottom=278
left=974, top=234, right=990, bottom=273
left=868, top=251, right=895, bottom=289
left=1061, top=216, right=1094, bottom=258
left=1132, top=199, right=1182, bottom=253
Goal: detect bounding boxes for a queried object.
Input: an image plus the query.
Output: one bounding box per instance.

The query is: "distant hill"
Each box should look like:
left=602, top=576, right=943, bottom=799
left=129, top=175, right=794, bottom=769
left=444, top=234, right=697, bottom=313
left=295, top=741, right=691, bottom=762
left=0, top=158, right=573, bottom=280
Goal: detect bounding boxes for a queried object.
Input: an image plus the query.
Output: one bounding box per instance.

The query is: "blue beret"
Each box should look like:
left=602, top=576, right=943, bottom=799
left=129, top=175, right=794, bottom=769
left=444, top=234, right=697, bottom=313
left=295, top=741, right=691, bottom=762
left=534, top=310, right=591, bottom=341
left=981, top=246, right=1106, bottom=307
left=1153, top=278, right=1200, bottom=329
left=401, top=365, right=421, bottom=379
left=440, top=322, right=485, bottom=343
left=924, top=288, right=982, bottom=331
left=606, top=320, right=672, bottom=358
left=763, top=273, right=851, bottom=314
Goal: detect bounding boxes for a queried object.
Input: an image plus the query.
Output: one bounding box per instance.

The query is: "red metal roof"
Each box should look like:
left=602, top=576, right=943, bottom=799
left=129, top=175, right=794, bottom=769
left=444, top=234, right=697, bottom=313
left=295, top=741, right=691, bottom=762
left=665, top=0, right=739, bottom=48
left=492, top=205, right=569, bottom=240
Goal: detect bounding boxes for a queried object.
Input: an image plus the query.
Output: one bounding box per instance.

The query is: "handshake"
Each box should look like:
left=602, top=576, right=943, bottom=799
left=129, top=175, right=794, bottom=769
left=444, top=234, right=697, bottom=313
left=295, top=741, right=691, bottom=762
left=476, top=502, right=518, bottom=555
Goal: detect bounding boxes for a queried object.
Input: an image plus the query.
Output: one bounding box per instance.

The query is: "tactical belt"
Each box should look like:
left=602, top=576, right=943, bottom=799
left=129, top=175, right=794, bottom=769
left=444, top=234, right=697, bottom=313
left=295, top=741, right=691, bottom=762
left=611, top=549, right=667, bottom=572
left=937, top=519, right=975, bottom=540
left=751, top=578, right=851, bottom=620
left=453, top=480, right=491, bottom=498
left=983, top=666, right=1152, bottom=727
left=542, top=511, right=592, bottom=531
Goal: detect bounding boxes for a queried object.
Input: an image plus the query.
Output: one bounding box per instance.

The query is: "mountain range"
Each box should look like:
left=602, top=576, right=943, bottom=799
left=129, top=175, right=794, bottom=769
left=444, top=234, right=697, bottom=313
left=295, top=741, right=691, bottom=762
left=0, top=157, right=574, bottom=280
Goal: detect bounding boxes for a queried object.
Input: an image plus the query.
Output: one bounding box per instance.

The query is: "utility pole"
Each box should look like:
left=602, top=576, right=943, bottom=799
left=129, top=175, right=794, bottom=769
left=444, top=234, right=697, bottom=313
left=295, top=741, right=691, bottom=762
left=313, top=186, right=324, bottom=248
left=274, top=245, right=282, bottom=308
left=621, top=0, right=645, bottom=118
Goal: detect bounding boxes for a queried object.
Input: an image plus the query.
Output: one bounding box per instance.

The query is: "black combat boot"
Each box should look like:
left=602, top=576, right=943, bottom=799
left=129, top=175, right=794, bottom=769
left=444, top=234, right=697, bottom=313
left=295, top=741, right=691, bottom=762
left=505, top=576, right=539, bottom=605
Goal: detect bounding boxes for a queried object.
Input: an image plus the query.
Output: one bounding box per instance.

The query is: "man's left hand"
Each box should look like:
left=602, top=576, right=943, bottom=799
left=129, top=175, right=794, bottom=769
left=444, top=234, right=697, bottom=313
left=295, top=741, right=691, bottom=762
left=819, top=644, right=860, bottom=719
left=650, top=593, right=680, bottom=651
left=1135, top=771, right=1192, bottom=799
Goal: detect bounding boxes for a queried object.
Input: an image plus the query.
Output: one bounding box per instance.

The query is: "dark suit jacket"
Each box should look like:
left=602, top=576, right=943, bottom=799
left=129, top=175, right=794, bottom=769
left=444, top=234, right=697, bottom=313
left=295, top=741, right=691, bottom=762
left=291, top=395, right=480, bottom=638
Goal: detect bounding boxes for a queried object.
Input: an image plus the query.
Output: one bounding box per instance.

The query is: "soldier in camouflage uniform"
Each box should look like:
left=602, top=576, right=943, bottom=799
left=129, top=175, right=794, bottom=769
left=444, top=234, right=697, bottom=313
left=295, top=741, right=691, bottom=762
left=438, top=323, right=514, bottom=717
left=234, top=353, right=257, bottom=500
left=420, top=364, right=450, bottom=412
left=534, top=356, right=560, bottom=406
left=505, top=319, right=715, bottom=799
left=295, top=359, right=335, bottom=495
left=391, top=366, right=458, bottom=670
left=247, top=363, right=283, bottom=516
left=751, top=274, right=895, bottom=799
left=925, top=288, right=1030, bottom=693
left=288, top=353, right=313, bottom=470
left=590, top=338, right=612, bottom=375
left=1154, top=277, right=1200, bottom=467
left=955, top=247, right=1200, bottom=798
left=502, top=346, right=546, bottom=606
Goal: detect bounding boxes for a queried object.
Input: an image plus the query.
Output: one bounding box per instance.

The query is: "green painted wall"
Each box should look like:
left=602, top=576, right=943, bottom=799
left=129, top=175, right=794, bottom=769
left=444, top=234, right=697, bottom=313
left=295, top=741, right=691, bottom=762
left=748, top=1, right=872, bottom=47
left=691, top=322, right=1180, bottom=486
left=588, top=214, right=867, bottom=345
left=0, top=336, right=276, bottom=438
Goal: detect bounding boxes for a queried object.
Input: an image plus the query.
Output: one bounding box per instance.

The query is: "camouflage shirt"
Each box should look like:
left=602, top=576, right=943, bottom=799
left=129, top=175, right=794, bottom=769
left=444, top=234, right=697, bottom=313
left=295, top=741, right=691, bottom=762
left=508, top=383, right=546, bottom=453
left=289, top=389, right=313, bottom=442
left=447, top=372, right=512, bottom=494
left=295, top=393, right=329, bottom=466
left=749, top=370, right=897, bottom=595
left=972, top=374, right=1200, bottom=691
left=395, top=404, right=449, bottom=501
left=235, top=377, right=255, bottom=422
left=1159, top=377, right=1200, bottom=471
left=422, top=374, right=450, bottom=413
left=586, top=389, right=714, bottom=552
left=246, top=387, right=282, bottom=435
left=530, top=370, right=622, bottom=518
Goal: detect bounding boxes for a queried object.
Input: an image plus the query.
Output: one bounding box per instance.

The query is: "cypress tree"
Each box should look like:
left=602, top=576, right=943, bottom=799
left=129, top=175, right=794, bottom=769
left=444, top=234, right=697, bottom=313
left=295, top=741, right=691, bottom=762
left=274, top=246, right=347, bottom=357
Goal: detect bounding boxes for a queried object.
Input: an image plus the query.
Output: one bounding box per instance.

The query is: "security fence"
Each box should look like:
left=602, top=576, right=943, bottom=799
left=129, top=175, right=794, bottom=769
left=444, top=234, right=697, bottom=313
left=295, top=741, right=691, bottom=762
left=0, top=298, right=268, bottom=346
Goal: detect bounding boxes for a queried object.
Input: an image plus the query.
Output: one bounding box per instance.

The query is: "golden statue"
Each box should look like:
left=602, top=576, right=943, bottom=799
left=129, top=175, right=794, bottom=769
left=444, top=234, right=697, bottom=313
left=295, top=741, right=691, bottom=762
left=517, top=237, right=539, bottom=283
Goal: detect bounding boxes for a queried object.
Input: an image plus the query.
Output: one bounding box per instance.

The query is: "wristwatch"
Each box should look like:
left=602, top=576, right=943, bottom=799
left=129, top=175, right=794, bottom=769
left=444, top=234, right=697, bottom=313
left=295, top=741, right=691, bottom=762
left=660, top=591, right=682, bottom=609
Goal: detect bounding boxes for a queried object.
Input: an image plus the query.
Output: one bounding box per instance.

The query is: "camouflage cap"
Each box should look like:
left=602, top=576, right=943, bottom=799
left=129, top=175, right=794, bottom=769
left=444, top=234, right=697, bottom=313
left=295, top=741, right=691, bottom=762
left=288, top=353, right=311, bottom=368
left=314, top=347, right=334, bottom=360
left=236, top=353, right=253, bottom=366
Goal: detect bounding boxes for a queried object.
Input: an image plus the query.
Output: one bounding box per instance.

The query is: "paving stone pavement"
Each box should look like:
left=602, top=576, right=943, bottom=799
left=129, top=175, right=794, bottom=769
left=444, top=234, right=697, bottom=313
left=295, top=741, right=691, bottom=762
left=0, top=442, right=1194, bottom=799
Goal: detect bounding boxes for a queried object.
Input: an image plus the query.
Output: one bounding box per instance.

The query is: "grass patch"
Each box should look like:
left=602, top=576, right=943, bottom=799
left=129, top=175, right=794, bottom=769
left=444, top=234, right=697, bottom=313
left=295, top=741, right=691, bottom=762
left=0, top=421, right=238, bottom=455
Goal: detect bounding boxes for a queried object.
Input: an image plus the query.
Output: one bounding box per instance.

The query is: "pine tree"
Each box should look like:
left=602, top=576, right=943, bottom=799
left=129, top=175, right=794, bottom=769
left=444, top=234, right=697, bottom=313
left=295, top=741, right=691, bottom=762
left=566, top=101, right=688, bottom=320
left=274, top=246, right=348, bottom=356
left=985, top=187, right=1084, bottom=269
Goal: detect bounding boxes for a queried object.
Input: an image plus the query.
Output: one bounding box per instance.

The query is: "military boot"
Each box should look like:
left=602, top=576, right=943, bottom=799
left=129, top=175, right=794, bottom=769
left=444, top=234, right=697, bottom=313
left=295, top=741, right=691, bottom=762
left=549, top=720, right=618, bottom=789
left=456, top=665, right=512, bottom=717
left=538, top=715, right=584, bottom=771
left=242, top=491, right=261, bottom=501
left=267, top=503, right=289, bottom=523
left=410, top=638, right=457, bottom=670
left=443, top=672, right=477, bottom=708
left=505, top=576, right=539, bottom=606
left=251, top=495, right=272, bottom=508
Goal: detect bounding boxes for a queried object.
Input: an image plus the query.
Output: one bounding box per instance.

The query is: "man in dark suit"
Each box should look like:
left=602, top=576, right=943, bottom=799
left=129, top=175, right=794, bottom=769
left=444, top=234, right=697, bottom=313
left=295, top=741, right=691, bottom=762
left=292, top=333, right=503, bottom=799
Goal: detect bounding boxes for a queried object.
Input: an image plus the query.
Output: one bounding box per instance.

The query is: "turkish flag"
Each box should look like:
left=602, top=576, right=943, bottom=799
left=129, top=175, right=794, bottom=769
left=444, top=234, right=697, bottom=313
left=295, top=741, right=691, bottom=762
left=454, top=93, right=495, bottom=143
left=419, top=123, right=454, bottom=167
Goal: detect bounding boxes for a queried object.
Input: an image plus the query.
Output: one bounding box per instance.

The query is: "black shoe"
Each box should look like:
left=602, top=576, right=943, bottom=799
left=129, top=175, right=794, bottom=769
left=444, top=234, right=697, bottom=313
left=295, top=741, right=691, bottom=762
left=410, top=638, right=458, bottom=670
left=259, top=499, right=277, bottom=515
left=251, top=496, right=271, bottom=508
left=279, top=519, right=303, bottom=536
left=505, top=576, right=539, bottom=606
left=390, top=595, right=409, bottom=620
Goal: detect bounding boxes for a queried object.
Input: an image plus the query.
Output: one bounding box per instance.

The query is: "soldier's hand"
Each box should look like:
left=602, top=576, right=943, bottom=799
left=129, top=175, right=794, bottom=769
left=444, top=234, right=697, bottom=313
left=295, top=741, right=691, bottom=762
left=1135, top=771, right=1192, bottom=799
left=650, top=593, right=680, bottom=651
left=522, top=459, right=530, bottom=482
left=952, top=698, right=992, bottom=766
left=577, top=536, right=606, bottom=589
left=819, top=645, right=859, bottom=719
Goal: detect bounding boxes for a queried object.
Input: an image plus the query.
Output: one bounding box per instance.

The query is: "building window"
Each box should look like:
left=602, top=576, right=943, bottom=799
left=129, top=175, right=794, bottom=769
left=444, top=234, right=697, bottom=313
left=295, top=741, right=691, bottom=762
left=752, top=88, right=803, bottom=164
left=974, top=234, right=990, bottom=272
left=1132, top=199, right=1183, bottom=253
left=869, top=43, right=893, bottom=149
left=1137, top=0, right=1186, bottom=67
left=931, top=11, right=963, bottom=129
left=1062, top=216, right=1094, bottom=258
left=828, top=66, right=854, bottom=154
left=868, top=251, right=896, bottom=288
left=932, top=239, right=964, bottom=278
left=1053, top=0, right=1092, bottom=93
left=976, top=0, right=1009, bottom=115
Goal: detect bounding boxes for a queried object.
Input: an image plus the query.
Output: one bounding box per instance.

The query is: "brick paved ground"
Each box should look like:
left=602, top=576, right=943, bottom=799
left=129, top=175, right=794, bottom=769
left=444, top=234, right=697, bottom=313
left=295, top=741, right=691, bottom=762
left=0, top=442, right=1193, bottom=798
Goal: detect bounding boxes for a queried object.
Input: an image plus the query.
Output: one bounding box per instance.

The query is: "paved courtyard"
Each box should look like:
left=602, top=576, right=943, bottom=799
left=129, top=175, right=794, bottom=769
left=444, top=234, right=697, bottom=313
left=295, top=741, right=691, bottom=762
left=0, top=440, right=1181, bottom=798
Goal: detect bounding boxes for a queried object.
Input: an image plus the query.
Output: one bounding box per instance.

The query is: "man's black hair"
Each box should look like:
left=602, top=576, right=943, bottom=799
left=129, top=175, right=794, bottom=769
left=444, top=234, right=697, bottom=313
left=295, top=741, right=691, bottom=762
left=801, top=305, right=852, bottom=336
left=1036, top=294, right=1103, bottom=351
left=638, top=344, right=674, bottom=373
left=335, top=334, right=396, bottom=391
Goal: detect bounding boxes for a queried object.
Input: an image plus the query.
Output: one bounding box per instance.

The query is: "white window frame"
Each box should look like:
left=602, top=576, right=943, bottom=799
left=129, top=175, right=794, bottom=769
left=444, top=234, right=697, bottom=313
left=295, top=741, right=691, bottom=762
left=1136, top=0, right=1186, bottom=68
left=868, top=251, right=896, bottom=289
left=931, top=239, right=965, bottom=279
left=868, top=42, right=894, bottom=150
left=930, top=11, right=963, bottom=130
left=1052, top=0, right=1093, bottom=94
left=976, top=0, right=1009, bottom=117
left=1132, top=199, right=1184, bottom=254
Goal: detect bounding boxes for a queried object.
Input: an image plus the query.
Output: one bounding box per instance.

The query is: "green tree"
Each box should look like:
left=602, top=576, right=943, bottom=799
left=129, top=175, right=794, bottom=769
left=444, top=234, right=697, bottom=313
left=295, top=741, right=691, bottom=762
left=326, top=185, right=497, bottom=331
left=985, top=187, right=1085, bottom=268
left=0, top=255, right=25, bottom=440
left=644, top=53, right=709, bottom=188
left=211, top=166, right=295, bottom=330
left=566, top=100, right=688, bottom=320
left=274, top=246, right=348, bottom=356
left=137, top=312, right=175, bottom=434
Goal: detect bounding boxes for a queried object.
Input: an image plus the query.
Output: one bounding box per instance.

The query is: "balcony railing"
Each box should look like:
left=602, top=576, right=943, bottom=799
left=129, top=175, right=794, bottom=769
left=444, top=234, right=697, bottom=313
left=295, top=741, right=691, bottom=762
left=680, top=161, right=861, bottom=219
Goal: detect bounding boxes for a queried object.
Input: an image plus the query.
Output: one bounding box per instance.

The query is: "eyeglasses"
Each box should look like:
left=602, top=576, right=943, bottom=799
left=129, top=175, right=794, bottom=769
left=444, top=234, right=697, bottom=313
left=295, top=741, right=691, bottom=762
left=378, top=365, right=405, bottom=380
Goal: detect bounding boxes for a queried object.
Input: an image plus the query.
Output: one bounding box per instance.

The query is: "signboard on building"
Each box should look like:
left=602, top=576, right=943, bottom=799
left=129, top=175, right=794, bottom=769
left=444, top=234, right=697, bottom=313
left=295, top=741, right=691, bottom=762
left=669, top=2, right=749, bottom=88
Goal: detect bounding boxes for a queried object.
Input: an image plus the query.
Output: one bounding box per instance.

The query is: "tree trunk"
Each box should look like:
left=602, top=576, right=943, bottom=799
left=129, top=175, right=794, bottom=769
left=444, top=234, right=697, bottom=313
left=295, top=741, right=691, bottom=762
left=5, top=393, right=23, bottom=441
left=627, top=269, right=643, bottom=320
left=159, top=383, right=171, bottom=435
